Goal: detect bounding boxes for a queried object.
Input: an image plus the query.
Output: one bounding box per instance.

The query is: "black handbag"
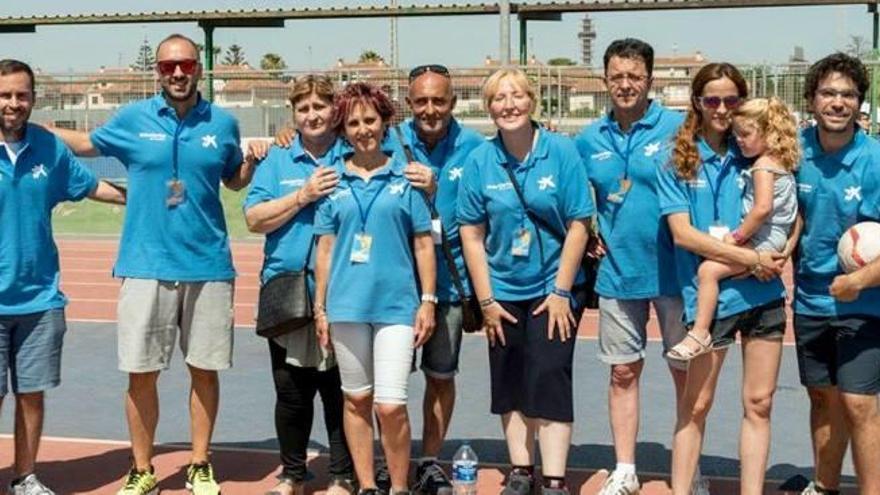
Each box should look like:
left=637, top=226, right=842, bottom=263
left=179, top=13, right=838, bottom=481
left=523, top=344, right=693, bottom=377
left=394, top=127, right=484, bottom=332
left=502, top=165, right=600, bottom=309
left=255, top=240, right=315, bottom=338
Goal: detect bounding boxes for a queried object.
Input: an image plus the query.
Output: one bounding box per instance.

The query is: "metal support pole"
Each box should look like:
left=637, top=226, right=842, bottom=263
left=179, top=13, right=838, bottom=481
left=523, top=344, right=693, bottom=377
left=519, top=17, right=527, bottom=65
left=871, top=3, right=879, bottom=134
left=500, top=0, right=511, bottom=66
left=203, top=24, right=215, bottom=102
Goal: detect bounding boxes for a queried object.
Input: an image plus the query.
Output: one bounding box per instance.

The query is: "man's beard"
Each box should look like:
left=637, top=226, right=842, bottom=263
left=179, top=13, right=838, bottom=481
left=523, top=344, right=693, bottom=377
left=162, top=80, right=198, bottom=102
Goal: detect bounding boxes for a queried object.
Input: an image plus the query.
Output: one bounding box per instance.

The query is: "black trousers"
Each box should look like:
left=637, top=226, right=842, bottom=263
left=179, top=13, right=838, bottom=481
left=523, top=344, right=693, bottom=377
left=269, top=339, right=354, bottom=482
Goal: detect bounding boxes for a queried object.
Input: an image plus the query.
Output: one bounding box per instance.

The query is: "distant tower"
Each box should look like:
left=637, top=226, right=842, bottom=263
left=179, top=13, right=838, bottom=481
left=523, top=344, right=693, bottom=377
left=578, top=15, right=597, bottom=67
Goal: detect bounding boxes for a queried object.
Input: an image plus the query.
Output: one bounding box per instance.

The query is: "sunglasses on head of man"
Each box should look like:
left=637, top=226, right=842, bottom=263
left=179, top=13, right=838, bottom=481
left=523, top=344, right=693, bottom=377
left=408, top=64, right=450, bottom=83
left=156, top=59, right=199, bottom=77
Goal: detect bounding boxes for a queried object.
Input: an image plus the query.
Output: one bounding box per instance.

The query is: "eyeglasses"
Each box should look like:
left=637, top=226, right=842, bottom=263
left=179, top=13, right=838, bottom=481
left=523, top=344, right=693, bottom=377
left=605, top=73, right=650, bottom=85
left=816, top=88, right=860, bottom=102
left=408, top=64, right=450, bottom=82
left=156, top=59, right=199, bottom=77
left=697, top=95, right=743, bottom=110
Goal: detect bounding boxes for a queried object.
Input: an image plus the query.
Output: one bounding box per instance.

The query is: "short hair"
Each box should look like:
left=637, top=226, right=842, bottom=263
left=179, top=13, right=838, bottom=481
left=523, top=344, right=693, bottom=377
left=289, top=74, right=335, bottom=107
left=333, top=82, right=396, bottom=133
left=804, top=52, right=869, bottom=105
left=603, top=38, right=655, bottom=76
left=155, top=34, right=200, bottom=60
left=482, top=68, right=536, bottom=110
left=0, top=59, right=35, bottom=94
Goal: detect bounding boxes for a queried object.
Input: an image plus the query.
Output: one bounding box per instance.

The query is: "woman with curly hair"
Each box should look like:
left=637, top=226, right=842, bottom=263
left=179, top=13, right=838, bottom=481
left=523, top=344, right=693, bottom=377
left=666, top=96, right=800, bottom=361
left=656, top=63, right=793, bottom=495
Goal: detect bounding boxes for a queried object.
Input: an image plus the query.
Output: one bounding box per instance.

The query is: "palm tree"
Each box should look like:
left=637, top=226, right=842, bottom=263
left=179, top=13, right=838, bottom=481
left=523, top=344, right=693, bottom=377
left=260, top=53, right=288, bottom=72
left=358, top=50, right=384, bottom=64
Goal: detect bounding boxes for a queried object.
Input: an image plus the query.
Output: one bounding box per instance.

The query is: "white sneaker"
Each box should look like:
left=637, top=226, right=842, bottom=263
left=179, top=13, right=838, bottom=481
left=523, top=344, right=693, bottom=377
left=800, top=482, right=827, bottom=495
left=9, top=474, right=56, bottom=495
left=598, top=470, right=640, bottom=495
left=690, top=474, right=710, bottom=495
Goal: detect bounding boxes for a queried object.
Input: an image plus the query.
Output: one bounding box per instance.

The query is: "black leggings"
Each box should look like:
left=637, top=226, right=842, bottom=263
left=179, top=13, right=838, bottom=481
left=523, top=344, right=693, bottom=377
left=269, top=339, right=354, bottom=482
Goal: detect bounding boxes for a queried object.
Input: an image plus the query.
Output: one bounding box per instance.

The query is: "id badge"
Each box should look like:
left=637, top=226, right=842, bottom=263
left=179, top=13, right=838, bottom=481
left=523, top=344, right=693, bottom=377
left=431, top=218, right=443, bottom=245
left=606, top=178, right=631, bottom=204
left=511, top=227, right=531, bottom=257
left=166, top=179, right=186, bottom=207
left=708, top=222, right=730, bottom=240
left=350, top=233, right=373, bottom=263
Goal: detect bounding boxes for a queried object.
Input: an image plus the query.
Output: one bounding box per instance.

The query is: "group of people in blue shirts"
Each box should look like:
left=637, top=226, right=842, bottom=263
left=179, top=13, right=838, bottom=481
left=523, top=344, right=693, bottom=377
left=0, top=30, right=879, bottom=495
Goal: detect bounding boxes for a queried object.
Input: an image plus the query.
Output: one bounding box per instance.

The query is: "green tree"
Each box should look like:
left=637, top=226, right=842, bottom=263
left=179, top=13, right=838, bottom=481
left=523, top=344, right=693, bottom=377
left=358, top=50, right=384, bottom=64
left=196, top=43, right=222, bottom=66
left=223, top=44, right=248, bottom=66
left=846, top=35, right=871, bottom=60
left=548, top=57, right=576, bottom=66
left=130, top=37, right=155, bottom=72
left=260, top=53, right=288, bottom=72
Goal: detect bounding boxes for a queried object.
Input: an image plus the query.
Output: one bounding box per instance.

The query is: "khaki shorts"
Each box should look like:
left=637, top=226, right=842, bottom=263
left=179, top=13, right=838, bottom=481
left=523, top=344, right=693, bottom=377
left=598, top=295, right=689, bottom=370
left=117, top=278, right=234, bottom=373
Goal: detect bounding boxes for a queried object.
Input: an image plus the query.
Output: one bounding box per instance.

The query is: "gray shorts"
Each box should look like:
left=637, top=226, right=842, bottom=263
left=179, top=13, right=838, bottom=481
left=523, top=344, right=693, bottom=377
left=117, top=278, right=235, bottom=373
left=0, top=309, right=67, bottom=395
left=598, top=295, right=688, bottom=370
left=420, top=303, right=463, bottom=379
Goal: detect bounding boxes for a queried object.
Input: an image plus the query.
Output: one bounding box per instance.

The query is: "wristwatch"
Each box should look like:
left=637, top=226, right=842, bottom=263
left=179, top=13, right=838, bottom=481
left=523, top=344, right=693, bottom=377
left=421, top=293, right=439, bottom=304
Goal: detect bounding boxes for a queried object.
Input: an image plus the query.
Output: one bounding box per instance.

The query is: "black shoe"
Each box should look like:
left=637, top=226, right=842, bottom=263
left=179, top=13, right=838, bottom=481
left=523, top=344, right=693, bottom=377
left=375, top=459, right=391, bottom=495
left=501, top=469, right=534, bottom=495
left=413, top=461, right=453, bottom=495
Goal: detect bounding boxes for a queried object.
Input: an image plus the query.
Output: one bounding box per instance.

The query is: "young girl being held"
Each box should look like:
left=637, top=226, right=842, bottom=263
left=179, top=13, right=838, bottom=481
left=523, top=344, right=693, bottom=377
left=667, top=97, right=800, bottom=361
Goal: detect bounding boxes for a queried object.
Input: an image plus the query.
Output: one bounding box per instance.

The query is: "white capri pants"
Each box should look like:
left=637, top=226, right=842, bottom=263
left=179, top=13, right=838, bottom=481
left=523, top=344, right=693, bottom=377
left=330, top=322, right=414, bottom=405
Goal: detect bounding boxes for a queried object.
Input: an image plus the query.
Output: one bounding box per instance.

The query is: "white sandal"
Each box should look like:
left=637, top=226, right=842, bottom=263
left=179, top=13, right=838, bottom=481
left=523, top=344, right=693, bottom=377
left=666, top=331, right=713, bottom=361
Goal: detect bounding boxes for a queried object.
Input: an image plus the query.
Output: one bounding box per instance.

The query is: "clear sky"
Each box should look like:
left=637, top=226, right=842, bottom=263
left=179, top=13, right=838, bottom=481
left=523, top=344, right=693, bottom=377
left=0, top=1, right=874, bottom=73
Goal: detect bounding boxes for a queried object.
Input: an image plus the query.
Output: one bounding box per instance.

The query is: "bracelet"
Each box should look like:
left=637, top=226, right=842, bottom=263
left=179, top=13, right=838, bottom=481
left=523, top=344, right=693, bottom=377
left=313, top=303, right=326, bottom=313
left=421, top=293, right=439, bottom=304
left=479, top=297, right=496, bottom=308
left=730, top=229, right=747, bottom=245
left=750, top=252, right=762, bottom=275
left=551, top=287, right=572, bottom=298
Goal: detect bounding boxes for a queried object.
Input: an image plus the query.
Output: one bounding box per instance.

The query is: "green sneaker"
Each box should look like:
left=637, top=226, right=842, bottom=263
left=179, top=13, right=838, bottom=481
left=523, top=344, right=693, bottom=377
left=117, top=468, right=158, bottom=495
left=186, top=462, right=221, bottom=495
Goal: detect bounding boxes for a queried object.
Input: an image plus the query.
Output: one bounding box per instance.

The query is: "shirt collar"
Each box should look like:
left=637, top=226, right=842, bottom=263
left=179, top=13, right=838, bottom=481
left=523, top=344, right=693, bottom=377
left=488, top=123, right=549, bottom=167
left=802, top=126, right=865, bottom=169
left=290, top=135, right=341, bottom=165
left=696, top=135, right=741, bottom=165
left=601, top=100, right=664, bottom=133
left=336, top=151, right=405, bottom=180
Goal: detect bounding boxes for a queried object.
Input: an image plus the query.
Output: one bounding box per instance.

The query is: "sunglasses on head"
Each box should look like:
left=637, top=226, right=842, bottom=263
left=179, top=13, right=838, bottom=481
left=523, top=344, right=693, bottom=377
left=697, top=95, right=743, bottom=110
left=156, top=59, right=199, bottom=77
left=408, top=64, right=450, bottom=82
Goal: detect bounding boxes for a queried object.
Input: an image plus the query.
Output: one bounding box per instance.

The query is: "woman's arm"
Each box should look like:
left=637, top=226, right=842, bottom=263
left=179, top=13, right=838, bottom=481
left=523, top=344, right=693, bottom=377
left=412, top=232, right=437, bottom=347
left=733, top=168, right=775, bottom=242
left=534, top=218, right=591, bottom=342
left=460, top=223, right=517, bottom=347
left=314, top=234, right=335, bottom=349
left=245, top=167, right=340, bottom=234
left=88, top=180, right=127, bottom=205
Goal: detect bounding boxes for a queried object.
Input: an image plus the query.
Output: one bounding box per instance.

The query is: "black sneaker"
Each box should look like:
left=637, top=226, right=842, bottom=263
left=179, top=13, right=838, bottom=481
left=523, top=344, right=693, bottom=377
left=413, top=461, right=453, bottom=495
left=501, top=469, right=534, bottom=495
left=375, top=459, right=391, bottom=495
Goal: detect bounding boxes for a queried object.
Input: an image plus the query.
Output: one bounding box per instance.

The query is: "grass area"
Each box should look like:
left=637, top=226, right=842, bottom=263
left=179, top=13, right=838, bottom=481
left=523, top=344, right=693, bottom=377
left=52, top=187, right=256, bottom=240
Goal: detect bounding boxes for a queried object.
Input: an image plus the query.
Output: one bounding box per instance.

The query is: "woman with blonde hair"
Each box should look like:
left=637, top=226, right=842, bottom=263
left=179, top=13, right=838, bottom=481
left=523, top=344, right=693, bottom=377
left=666, top=96, right=800, bottom=361
left=657, top=63, right=792, bottom=495
left=245, top=74, right=355, bottom=495
left=458, top=68, right=593, bottom=495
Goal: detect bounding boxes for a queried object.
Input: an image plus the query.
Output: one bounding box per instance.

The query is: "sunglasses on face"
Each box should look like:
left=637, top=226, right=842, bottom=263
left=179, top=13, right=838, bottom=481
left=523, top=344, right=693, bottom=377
left=697, top=95, right=743, bottom=110
left=408, top=64, right=450, bottom=82
left=156, top=59, right=199, bottom=77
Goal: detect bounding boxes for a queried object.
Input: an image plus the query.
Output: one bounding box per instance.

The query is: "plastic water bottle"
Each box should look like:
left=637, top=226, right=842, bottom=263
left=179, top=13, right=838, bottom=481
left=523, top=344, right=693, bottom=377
left=452, top=442, right=478, bottom=495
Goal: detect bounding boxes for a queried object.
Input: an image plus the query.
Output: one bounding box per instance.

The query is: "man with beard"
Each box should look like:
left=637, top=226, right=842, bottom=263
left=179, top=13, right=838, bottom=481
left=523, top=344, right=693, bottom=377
left=573, top=39, right=707, bottom=495
left=48, top=34, right=257, bottom=495
left=793, top=52, right=880, bottom=495
left=0, top=59, right=125, bottom=495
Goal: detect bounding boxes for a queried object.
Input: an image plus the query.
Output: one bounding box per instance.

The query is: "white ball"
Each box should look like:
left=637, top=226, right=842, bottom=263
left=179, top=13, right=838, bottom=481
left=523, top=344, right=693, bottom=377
left=837, top=221, right=880, bottom=273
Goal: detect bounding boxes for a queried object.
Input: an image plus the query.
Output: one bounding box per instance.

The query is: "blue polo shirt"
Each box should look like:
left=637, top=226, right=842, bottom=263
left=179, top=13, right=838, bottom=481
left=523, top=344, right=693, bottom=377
left=244, top=137, right=348, bottom=284
left=387, top=118, right=485, bottom=302
left=575, top=101, right=684, bottom=299
left=795, top=127, right=880, bottom=317
left=0, top=124, right=98, bottom=315
left=657, top=138, right=786, bottom=323
left=314, top=154, right=433, bottom=326
left=91, top=94, right=243, bottom=281
left=457, top=129, right=595, bottom=301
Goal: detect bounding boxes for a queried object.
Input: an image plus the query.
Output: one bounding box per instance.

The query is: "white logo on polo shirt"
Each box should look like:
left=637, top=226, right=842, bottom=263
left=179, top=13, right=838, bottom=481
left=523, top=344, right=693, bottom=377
left=844, top=186, right=862, bottom=202
left=487, top=182, right=513, bottom=191
left=329, top=189, right=351, bottom=201
left=798, top=183, right=814, bottom=193
left=389, top=182, right=406, bottom=195
left=201, top=135, right=218, bottom=149
left=31, top=164, right=47, bottom=179
left=538, top=175, right=556, bottom=191
left=138, top=132, right=167, bottom=142
left=644, top=141, right=661, bottom=157
left=449, top=167, right=463, bottom=181
left=591, top=151, right=612, bottom=161
left=280, top=179, right=306, bottom=187
left=686, top=178, right=707, bottom=189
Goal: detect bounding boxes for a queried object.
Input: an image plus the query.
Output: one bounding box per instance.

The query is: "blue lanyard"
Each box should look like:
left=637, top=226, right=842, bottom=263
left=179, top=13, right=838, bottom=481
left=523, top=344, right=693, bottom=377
left=701, top=155, right=730, bottom=223
left=604, top=124, right=636, bottom=180
left=349, top=179, right=387, bottom=233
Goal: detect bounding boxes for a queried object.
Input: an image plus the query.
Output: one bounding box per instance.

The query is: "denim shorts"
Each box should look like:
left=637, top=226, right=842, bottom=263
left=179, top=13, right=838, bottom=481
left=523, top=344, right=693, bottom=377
left=704, top=299, right=786, bottom=349
left=419, top=303, right=463, bottom=379
left=0, top=308, right=67, bottom=395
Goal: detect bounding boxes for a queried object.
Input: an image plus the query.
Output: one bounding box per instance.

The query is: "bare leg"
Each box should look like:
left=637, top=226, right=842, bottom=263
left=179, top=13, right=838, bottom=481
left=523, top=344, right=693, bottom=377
left=13, top=392, right=44, bottom=477
left=608, top=361, right=643, bottom=465
left=188, top=365, right=219, bottom=464
left=502, top=411, right=536, bottom=467
left=537, top=419, right=572, bottom=478
left=807, top=387, right=849, bottom=490
left=739, top=337, right=782, bottom=495
left=840, top=392, right=880, bottom=494
left=671, top=349, right=727, bottom=495
left=422, top=375, right=455, bottom=458
left=344, top=393, right=377, bottom=490
left=690, top=260, right=744, bottom=343
left=376, top=403, right=412, bottom=492
left=126, top=371, right=160, bottom=472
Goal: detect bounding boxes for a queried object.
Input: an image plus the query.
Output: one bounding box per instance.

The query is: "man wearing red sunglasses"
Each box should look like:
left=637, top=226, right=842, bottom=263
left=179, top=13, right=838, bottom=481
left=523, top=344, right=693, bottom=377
left=48, top=33, right=258, bottom=495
